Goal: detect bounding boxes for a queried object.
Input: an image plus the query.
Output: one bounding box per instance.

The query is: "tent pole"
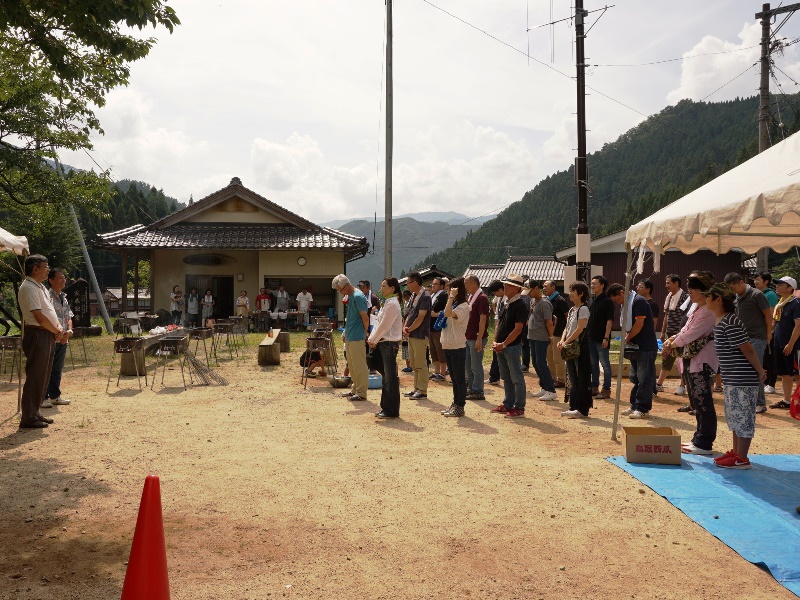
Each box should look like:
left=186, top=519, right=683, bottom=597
left=611, top=247, right=635, bottom=441
left=68, top=205, right=113, bottom=334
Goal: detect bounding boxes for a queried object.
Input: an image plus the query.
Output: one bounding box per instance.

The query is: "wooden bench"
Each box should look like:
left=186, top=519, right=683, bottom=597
left=258, top=328, right=282, bottom=366
left=277, top=330, right=290, bottom=352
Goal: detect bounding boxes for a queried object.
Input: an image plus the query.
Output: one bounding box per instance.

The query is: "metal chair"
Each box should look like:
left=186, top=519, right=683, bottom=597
left=151, top=334, right=192, bottom=390
left=107, top=337, right=147, bottom=392
left=0, top=336, right=22, bottom=382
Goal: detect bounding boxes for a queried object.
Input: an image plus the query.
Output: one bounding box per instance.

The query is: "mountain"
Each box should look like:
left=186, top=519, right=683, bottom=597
left=417, top=94, right=800, bottom=275
left=322, top=211, right=496, bottom=229
left=340, top=217, right=480, bottom=286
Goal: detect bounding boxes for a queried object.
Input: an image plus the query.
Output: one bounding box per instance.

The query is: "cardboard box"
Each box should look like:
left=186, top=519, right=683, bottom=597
left=622, top=426, right=682, bottom=465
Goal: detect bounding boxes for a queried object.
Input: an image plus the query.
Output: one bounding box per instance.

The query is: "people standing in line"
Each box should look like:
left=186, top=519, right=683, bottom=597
left=662, top=274, right=719, bottom=455
left=332, top=275, right=370, bottom=402
left=769, top=276, right=800, bottom=410
left=201, top=289, right=214, bottom=326
left=526, top=279, right=557, bottom=402
left=275, top=285, right=290, bottom=312
left=588, top=275, right=614, bottom=400
left=17, top=254, right=63, bottom=428
left=427, top=277, right=449, bottom=381
left=186, top=288, right=200, bottom=327
left=440, top=277, right=470, bottom=417
left=754, top=271, right=780, bottom=395
left=42, top=268, right=74, bottom=409
left=489, top=274, right=528, bottom=418
left=656, top=274, right=690, bottom=399
left=464, top=275, right=489, bottom=400
left=485, top=279, right=505, bottom=386
left=403, top=271, right=432, bottom=400
left=705, top=283, right=767, bottom=470
left=724, top=272, right=772, bottom=414
left=170, top=285, right=184, bottom=325
left=368, top=277, right=404, bottom=418
left=236, top=290, right=250, bottom=317
left=401, top=289, right=413, bottom=372
left=543, top=280, right=569, bottom=389
left=609, top=283, right=660, bottom=419
left=558, top=281, right=592, bottom=418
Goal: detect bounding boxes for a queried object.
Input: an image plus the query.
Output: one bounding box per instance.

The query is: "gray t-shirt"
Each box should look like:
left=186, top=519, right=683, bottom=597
left=734, top=285, right=769, bottom=340
left=528, top=296, right=553, bottom=342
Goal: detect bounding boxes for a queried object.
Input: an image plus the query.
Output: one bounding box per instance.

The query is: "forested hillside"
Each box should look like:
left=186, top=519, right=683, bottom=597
left=419, top=94, right=800, bottom=274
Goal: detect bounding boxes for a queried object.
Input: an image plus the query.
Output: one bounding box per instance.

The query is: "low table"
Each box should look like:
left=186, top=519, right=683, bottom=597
left=258, top=328, right=282, bottom=366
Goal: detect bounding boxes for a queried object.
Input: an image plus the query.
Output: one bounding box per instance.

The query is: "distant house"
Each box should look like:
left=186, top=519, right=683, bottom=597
left=398, top=265, right=455, bottom=288
left=463, top=256, right=566, bottom=288
left=95, top=177, right=369, bottom=319
left=101, top=288, right=151, bottom=316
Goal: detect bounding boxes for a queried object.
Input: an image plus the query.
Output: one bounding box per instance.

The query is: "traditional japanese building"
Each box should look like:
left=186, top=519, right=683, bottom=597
left=95, top=177, right=368, bottom=319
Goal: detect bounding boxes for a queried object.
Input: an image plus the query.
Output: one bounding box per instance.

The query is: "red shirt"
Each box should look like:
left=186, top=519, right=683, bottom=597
left=465, top=292, right=490, bottom=341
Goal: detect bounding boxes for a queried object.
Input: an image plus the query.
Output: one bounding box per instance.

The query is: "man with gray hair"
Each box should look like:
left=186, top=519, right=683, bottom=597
left=332, top=274, right=370, bottom=401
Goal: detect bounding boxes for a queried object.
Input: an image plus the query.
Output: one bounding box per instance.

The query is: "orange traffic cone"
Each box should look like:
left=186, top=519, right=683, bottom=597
left=121, top=475, right=170, bottom=599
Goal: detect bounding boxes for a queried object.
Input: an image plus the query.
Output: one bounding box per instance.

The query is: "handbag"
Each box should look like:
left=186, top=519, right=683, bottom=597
left=560, top=337, right=581, bottom=361
left=681, top=334, right=713, bottom=358
left=623, top=343, right=640, bottom=361
left=433, top=311, right=447, bottom=331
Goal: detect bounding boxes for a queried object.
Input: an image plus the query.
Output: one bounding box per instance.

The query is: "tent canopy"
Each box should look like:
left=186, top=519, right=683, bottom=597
left=626, top=131, right=800, bottom=256
left=0, top=226, right=29, bottom=256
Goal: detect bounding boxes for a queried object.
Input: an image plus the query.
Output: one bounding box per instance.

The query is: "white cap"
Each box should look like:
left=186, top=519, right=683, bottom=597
left=775, top=276, right=797, bottom=291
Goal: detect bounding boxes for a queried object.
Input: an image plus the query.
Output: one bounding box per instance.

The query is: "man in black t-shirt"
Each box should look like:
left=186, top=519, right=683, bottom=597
left=490, top=274, right=529, bottom=418
left=543, top=280, right=569, bottom=387
left=588, top=275, right=614, bottom=399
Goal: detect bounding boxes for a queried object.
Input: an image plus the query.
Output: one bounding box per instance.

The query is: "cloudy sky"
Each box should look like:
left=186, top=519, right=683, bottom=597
left=61, top=0, right=800, bottom=222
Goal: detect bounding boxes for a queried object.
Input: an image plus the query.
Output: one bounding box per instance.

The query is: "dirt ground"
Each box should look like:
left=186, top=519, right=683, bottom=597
left=1, top=332, right=799, bottom=599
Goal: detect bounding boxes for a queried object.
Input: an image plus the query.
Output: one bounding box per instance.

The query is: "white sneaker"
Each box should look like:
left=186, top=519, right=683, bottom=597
left=530, top=389, right=546, bottom=398
left=51, top=397, right=71, bottom=405
left=40, top=399, right=53, bottom=409
left=675, top=386, right=686, bottom=396
left=764, top=385, right=777, bottom=395
left=539, top=391, right=558, bottom=401
left=561, top=409, right=583, bottom=418
left=621, top=407, right=634, bottom=416
left=681, top=442, right=714, bottom=455
left=629, top=410, right=649, bottom=419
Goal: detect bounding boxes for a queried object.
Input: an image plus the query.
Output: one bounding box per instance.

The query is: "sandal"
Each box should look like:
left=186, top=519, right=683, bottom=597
left=770, top=400, right=791, bottom=409
left=677, top=405, right=692, bottom=413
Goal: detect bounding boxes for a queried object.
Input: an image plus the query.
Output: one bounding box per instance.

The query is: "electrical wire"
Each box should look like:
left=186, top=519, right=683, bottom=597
left=593, top=44, right=760, bottom=67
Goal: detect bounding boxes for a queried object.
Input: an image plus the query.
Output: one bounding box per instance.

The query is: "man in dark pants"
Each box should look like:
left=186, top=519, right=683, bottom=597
left=485, top=280, right=505, bottom=385
left=42, top=268, right=74, bottom=409
left=17, top=255, right=64, bottom=428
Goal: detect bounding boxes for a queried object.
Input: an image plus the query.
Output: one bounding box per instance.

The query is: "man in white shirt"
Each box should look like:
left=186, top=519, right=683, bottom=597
left=296, top=287, right=313, bottom=314
left=17, top=254, right=64, bottom=428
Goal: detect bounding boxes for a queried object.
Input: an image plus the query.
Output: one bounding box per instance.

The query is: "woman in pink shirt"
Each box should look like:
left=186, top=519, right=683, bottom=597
left=662, top=273, right=719, bottom=455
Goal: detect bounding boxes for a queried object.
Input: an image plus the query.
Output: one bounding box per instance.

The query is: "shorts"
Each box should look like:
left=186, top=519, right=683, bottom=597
left=429, top=330, right=444, bottom=363
left=661, top=351, right=677, bottom=372
left=723, top=385, right=758, bottom=438
left=773, top=346, right=799, bottom=376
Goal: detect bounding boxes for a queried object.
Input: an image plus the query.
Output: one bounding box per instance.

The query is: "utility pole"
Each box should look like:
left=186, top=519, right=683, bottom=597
left=574, top=0, right=590, bottom=284
left=384, top=0, right=393, bottom=278
left=754, top=1, right=800, bottom=271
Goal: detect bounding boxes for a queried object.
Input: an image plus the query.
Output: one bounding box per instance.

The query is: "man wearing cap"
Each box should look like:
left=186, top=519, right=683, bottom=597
left=332, top=275, right=370, bottom=401
left=490, top=275, right=528, bottom=418
left=17, top=254, right=64, bottom=428
left=724, top=272, right=772, bottom=413
left=770, top=276, right=800, bottom=409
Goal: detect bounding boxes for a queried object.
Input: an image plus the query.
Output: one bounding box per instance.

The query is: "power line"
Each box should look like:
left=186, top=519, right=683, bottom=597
left=700, top=62, right=758, bottom=102
left=592, top=44, right=759, bottom=67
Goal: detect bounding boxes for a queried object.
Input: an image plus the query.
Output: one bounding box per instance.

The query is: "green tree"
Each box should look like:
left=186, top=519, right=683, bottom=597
left=774, top=256, right=800, bottom=283
left=127, top=260, right=151, bottom=292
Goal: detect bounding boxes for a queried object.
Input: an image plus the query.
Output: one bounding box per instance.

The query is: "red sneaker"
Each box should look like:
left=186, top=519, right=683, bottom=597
left=716, top=454, right=751, bottom=470
left=490, top=404, right=509, bottom=413
left=714, top=449, right=735, bottom=463
left=504, top=408, right=525, bottom=418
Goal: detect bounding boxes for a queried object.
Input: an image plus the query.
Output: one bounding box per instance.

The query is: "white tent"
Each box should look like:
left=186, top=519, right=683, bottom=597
left=0, top=226, right=29, bottom=256
left=626, top=130, right=800, bottom=262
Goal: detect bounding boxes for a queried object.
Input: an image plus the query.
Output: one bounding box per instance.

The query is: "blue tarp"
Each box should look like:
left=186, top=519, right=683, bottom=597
left=608, top=454, right=800, bottom=596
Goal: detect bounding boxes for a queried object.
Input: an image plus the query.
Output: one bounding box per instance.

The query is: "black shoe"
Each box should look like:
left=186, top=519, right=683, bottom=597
left=677, top=405, right=692, bottom=413
left=20, top=420, right=48, bottom=429
left=375, top=411, right=398, bottom=418
left=36, top=413, right=54, bottom=424
left=403, top=391, right=416, bottom=397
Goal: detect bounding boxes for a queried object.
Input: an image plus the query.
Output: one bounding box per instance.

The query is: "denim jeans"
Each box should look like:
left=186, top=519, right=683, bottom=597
left=588, top=340, right=612, bottom=390
left=629, top=350, right=657, bottom=413
left=46, top=342, right=67, bottom=400
left=445, top=347, right=468, bottom=407
left=496, top=343, right=526, bottom=410
left=465, top=338, right=487, bottom=393
left=375, top=341, right=400, bottom=416
left=748, top=337, right=767, bottom=407
left=530, top=339, right=555, bottom=392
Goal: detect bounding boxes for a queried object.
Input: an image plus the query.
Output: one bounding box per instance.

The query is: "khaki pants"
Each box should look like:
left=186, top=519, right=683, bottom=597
left=408, top=337, right=429, bottom=393
left=345, top=340, right=369, bottom=399
left=547, top=335, right=565, bottom=382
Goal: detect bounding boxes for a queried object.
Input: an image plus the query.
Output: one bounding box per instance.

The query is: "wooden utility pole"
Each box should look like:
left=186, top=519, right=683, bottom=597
left=385, top=0, right=393, bottom=278
left=754, top=1, right=800, bottom=271
left=574, top=0, right=590, bottom=283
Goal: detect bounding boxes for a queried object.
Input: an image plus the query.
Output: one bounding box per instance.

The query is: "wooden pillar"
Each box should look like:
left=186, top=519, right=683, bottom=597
left=133, top=250, right=139, bottom=314
left=121, top=250, right=128, bottom=317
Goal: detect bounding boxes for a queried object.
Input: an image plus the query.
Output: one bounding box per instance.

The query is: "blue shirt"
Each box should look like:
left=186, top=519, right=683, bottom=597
left=345, top=289, right=368, bottom=341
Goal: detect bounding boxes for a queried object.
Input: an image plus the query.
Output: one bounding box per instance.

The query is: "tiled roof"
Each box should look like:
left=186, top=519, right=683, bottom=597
left=398, top=264, right=455, bottom=286
left=463, top=258, right=565, bottom=287
left=462, top=264, right=506, bottom=287
left=96, top=223, right=368, bottom=259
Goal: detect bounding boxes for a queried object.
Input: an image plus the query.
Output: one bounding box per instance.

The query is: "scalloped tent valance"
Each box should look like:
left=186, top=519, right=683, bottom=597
left=626, top=131, right=800, bottom=258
